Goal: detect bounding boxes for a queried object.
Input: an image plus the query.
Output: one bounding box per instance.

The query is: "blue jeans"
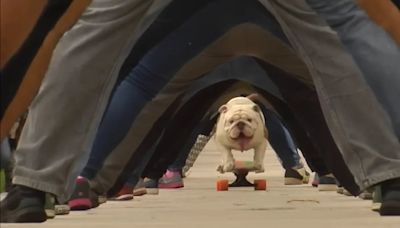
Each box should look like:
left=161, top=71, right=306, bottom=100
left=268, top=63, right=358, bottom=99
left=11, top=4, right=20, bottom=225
left=262, top=107, right=302, bottom=169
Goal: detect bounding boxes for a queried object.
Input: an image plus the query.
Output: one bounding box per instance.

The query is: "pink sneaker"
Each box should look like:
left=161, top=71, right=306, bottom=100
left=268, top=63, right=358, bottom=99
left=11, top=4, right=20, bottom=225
left=158, top=170, right=184, bottom=189
left=68, top=176, right=92, bottom=210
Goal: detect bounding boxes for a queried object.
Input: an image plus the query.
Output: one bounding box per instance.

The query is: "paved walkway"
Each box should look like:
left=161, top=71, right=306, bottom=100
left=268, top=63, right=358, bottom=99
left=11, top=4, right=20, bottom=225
left=2, top=142, right=400, bottom=228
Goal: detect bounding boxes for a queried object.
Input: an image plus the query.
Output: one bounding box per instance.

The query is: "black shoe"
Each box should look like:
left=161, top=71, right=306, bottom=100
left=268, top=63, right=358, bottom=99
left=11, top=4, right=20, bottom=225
left=284, top=167, right=310, bottom=185
left=0, top=185, right=47, bottom=223
left=380, top=178, right=400, bottom=216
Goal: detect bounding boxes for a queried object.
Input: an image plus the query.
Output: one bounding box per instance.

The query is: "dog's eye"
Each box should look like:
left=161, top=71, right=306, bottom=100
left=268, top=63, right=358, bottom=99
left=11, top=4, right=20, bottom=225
left=229, top=120, right=234, bottom=124
left=247, top=118, right=252, bottom=122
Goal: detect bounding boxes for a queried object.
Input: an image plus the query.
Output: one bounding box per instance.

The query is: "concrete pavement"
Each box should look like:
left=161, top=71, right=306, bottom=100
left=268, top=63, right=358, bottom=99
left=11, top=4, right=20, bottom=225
left=2, top=141, right=400, bottom=228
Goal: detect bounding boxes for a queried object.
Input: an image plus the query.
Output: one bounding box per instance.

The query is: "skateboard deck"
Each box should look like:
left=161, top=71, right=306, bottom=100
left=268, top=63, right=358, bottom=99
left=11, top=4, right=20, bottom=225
left=216, top=160, right=267, bottom=191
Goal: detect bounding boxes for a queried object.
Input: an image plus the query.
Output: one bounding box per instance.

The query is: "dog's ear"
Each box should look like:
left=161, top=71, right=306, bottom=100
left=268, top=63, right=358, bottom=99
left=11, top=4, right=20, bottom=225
left=218, top=105, right=228, bottom=113
left=246, top=93, right=259, bottom=101
left=253, top=104, right=261, bottom=112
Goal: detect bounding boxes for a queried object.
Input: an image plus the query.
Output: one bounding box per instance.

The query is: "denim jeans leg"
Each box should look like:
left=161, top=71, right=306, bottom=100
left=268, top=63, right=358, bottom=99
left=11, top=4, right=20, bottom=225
left=262, top=107, right=301, bottom=169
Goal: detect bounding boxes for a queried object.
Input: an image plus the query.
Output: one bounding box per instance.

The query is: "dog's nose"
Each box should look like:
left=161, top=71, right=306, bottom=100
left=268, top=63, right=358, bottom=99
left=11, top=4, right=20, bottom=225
left=237, top=122, right=245, bottom=130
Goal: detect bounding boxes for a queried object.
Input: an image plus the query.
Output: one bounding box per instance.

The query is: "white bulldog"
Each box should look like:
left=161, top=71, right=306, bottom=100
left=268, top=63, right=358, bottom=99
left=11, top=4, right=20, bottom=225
left=214, top=95, right=268, bottom=173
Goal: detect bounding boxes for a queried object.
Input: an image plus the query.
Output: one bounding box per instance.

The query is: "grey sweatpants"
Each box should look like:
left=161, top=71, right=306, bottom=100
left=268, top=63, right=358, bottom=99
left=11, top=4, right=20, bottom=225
left=13, top=0, right=172, bottom=202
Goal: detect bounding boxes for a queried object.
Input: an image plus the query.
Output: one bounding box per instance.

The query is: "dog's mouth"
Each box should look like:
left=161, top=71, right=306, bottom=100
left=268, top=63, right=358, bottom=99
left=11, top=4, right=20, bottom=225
left=231, top=133, right=253, bottom=151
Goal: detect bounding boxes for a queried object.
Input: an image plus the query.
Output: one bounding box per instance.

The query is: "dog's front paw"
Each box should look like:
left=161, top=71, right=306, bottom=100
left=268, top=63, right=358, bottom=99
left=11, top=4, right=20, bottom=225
left=222, top=161, right=235, bottom=172
left=253, top=162, right=265, bottom=173
left=216, top=164, right=224, bottom=173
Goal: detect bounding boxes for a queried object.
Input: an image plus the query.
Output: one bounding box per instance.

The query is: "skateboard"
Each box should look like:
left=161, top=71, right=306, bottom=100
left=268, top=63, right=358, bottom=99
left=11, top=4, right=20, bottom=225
left=216, top=160, right=267, bottom=191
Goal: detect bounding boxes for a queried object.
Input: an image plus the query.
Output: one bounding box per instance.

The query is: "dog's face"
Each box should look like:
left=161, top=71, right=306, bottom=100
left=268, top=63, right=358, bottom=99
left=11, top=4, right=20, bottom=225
left=218, top=97, right=264, bottom=150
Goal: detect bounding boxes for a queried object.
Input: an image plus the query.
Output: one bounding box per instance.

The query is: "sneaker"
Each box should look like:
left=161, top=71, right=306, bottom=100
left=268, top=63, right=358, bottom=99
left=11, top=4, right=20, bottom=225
left=143, top=178, right=159, bottom=195
left=159, top=170, right=184, bottom=189
left=318, top=174, right=338, bottom=191
left=343, top=188, right=353, bottom=196
left=372, top=185, right=382, bottom=212
left=284, top=167, right=310, bottom=185
left=359, top=188, right=373, bottom=200
left=337, top=185, right=345, bottom=194
left=312, top=173, right=319, bottom=187
left=68, top=176, right=92, bottom=210
left=55, top=204, right=70, bottom=215
left=109, top=185, right=134, bottom=201
left=0, top=185, right=47, bottom=223
left=98, top=194, right=107, bottom=204
left=380, top=178, right=400, bottom=216
left=44, top=193, right=55, bottom=219
left=133, top=178, right=147, bottom=196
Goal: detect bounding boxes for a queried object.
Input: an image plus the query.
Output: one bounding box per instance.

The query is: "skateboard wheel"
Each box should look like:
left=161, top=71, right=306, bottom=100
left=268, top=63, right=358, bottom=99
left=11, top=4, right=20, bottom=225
left=216, top=180, right=229, bottom=191
left=254, top=179, right=267, bottom=191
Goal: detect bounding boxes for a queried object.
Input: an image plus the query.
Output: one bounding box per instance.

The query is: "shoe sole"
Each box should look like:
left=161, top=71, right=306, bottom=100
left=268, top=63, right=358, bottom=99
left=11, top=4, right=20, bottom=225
left=371, top=202, right=382, bottom=212
left=3, top=206, right=47, bottom=223
left=146, top=188, right=159, bottom=195
left=359, top=192, right=373, bottom=200
left=343, top=190, right=353, bottom=196
left=109, top=194, right=134, bottom=201
left=284, top=178, right=304, bottom=185
left=159, top=183, right=184, bottom=189
left=318, top=184, right=337, bottom=191
left=45, top=209, right=55, bottom=219
left=380, top=201, right=400, bottom=215
left=98, top=195, right=107, bottom=204
left=133, top=188, right=147, bottom=196
left=55, top=205, right=70, bottom=215
left=68, top=198, right=92, bottom=210
left=337, top=188, right=344, bottom=194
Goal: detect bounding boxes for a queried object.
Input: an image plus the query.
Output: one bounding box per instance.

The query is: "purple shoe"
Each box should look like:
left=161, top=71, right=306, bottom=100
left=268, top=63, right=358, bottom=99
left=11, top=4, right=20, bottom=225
left=159, top=170, right=184, bottom=189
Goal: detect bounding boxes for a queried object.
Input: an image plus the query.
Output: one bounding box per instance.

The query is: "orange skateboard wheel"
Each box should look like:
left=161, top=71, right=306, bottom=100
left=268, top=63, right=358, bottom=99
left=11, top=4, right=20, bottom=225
left=254, top=179, right=267, bottom=191
left=216, top=180, right=229, bottom=191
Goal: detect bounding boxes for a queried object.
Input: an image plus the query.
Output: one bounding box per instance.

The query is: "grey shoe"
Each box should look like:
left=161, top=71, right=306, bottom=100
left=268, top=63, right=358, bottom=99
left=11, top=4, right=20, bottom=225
left=143, top=178, right=159, bottom=195
left=359, top=188, right=373, bottom=200
left=133, top=178, right=147, bottom=196
left=318, top=174, right=338, bottom=191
